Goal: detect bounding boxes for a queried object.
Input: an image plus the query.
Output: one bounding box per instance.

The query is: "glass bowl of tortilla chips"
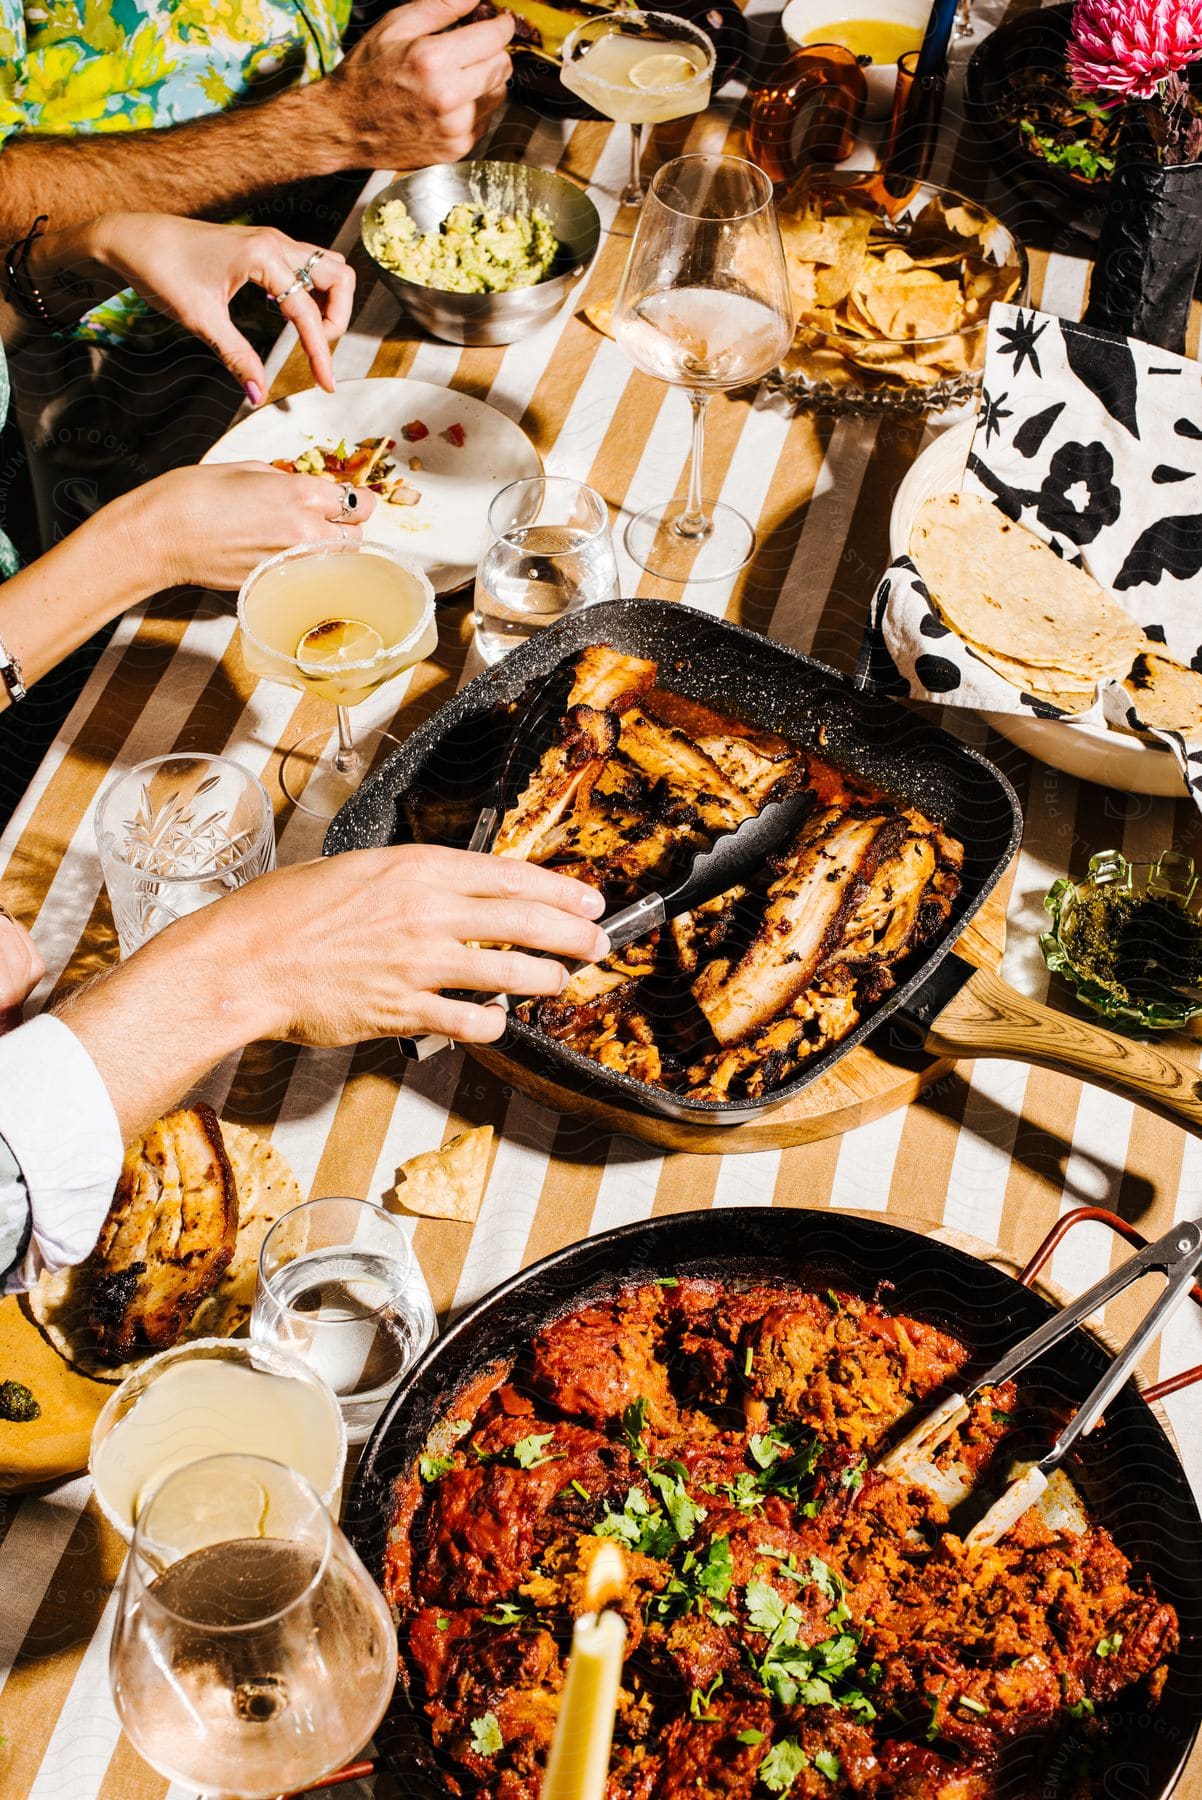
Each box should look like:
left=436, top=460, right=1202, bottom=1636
left=769, top=171, right=1027, bottom=413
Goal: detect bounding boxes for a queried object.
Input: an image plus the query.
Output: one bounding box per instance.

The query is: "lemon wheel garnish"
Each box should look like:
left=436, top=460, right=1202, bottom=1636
left=628, top=50, right=698, bottom=89
left=295, top=617, right=385, bottom=666
left=136, top=1465, right=272, bottom=1539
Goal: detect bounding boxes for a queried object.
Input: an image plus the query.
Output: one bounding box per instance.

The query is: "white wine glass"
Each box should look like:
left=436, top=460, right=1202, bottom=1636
left=613, top=153, right=795, bottom=582
left=561, top=9, right=715, bottom=208
left=238, top=539, right=437, bottom=819
left=110, top=1454, right=395, bottom=1799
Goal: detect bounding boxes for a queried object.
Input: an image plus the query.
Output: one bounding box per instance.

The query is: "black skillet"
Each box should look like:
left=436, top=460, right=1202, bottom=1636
left=324, top=599, right=1202, bottom=1136
left=345, top=1206, right=1202, bottom=1798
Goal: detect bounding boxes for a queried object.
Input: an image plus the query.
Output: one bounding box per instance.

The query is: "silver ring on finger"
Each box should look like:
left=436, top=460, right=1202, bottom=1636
left=272, top=260, right=320, bottom=306
left=331, top=483, right=360, bottom=524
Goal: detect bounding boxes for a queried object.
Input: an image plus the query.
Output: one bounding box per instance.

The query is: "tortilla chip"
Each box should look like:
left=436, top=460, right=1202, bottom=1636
left=393, top=1125, right=493, bottom=1223
left=909, top=494, right=1145, bottom=682
left=1122, top=648, right=1202, bottom=739
left=28, top=1121, right=302, bottom=1381
left=583, top=301, right=614, bottom=339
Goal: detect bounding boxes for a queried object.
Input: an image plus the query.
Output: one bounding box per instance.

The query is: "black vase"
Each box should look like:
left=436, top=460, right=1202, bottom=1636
left=1084, top=125, right=1202, bottom=355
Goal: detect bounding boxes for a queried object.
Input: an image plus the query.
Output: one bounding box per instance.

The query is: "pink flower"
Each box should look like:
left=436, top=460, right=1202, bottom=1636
left=1068, top=0, right=1202, bottom=99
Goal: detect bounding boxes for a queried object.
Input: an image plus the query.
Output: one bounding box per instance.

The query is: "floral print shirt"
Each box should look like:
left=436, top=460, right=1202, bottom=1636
left=0, top=0, right=350, bottom=341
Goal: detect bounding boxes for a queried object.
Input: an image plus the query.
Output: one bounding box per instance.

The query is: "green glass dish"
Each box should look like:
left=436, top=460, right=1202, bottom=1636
left=1041, top=849, right=1202, bottom=1037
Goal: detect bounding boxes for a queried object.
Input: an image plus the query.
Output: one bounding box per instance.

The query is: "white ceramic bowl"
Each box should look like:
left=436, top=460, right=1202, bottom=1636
left=780, top=0, right=928, bottom=117
left=888, top=420, right=1181, bottom=798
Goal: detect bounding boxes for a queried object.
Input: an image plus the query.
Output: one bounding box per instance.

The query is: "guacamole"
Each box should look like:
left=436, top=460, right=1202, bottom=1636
left=368, top=199, right=560, bottom=294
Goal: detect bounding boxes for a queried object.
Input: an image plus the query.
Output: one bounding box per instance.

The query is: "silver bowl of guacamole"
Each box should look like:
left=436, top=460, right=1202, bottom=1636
left=362, top=161, right=601, bottom=346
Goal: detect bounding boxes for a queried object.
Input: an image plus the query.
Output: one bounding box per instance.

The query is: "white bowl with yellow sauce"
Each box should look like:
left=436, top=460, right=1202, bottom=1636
left=780, top=0, right=927, bottom=116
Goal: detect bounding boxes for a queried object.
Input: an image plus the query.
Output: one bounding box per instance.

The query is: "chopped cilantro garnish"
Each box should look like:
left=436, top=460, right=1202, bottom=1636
left=436, top=1617, right=450, bottom=1631
left=814, top=1750, right=841, bottom=1781
left=840, top=1459, right=866, bottom=1492
left=470, top=1712, right=503, bottom=1756
left=483, top=1599, right=530, bottom=1626
left=1068, top=1697, right=1096, bottom=1719
left=720, top=1471, right=764, bottom=1512
left=648, top=1461, right=707, bottom=1542
left=689, top=1673, right=723, bottom=1720
left=737, top=1727, right=766, bottom=1746
left=655, top=1276, right=680, bottom=1287
left=746, top=1424, right=821, bottom=1503
left=1096, top=1632, right=1124, bottom=1659
left=744, top=1581, right=867, bottom=1713
left=512, top=1432, right=563, bottom=1470
left=991, top=1409, right=1012, bottom=1425
left=759, top=1737, right=808, bottom=1793
left=419, top=1453, right=455, bottom=1482
left=597, top=1487, right=675, bottom=1558
left=622, top=1397, right=649, bottom=1461
left=696, top=1534, right=733, bottom=1604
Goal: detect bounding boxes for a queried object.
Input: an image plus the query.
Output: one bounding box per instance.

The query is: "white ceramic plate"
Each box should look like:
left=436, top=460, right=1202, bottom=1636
left=202, top=378, right=541, bottom=595
left=889, top=420, right=1181, bottom=798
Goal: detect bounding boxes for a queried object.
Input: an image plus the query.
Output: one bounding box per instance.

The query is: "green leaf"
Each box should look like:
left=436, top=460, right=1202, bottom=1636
left=436, top=1617, right=450, bottom=1631
left=759, top=1737, right=809, bottom=1794
left=419, top=1453, right=455, bottom=1482
left=814, top=1749, right=841, bottom=1781
left=623, top=1397, right=649, bottom=1460
left=745, top=1579, right=790, bottom=1639
left=1068, top=1697, right=1096, bottom=1719
left=826, top=1289, right=843, bottom=1312
left=470, top=1712, right=503, bottom=1756
left=512, top=1432, right=563, bottom=1469
left=689, top=1673, right=723, bottom=1720
left=655, top=1276, right=680, bottom=1287
left=722, top=1471, right=765, bottom=1513
left=649, top=1464, right=707, bottom=1543
left=737, top=1727, right=766, bottom=1746
left=840, top=1459, right=866, bottom=1492
left=695, top=1534, right=733, bottom=1603
left=483, top=1600, right=530, bottom=1626
left=1096, top=1632, right=1124, bottom=1659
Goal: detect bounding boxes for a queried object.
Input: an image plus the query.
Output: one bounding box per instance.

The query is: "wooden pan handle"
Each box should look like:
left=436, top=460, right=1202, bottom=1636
left=923, top=965, right=1202, bottom=1136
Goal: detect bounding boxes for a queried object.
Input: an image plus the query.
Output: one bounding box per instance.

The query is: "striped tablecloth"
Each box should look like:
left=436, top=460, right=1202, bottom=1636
left=2, top=3, right=1202, bottom=1793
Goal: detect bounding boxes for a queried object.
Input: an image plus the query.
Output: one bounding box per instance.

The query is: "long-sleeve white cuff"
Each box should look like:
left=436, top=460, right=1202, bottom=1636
left=0, top=1014, right=122, bottom=1287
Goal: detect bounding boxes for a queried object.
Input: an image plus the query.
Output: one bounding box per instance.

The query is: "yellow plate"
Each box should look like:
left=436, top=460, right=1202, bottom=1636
left=0, top=1294, right=115, bottom=1491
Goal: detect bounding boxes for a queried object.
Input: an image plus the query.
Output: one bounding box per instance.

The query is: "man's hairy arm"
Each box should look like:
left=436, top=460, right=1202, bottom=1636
left=0, top=85, right=347, bottom=239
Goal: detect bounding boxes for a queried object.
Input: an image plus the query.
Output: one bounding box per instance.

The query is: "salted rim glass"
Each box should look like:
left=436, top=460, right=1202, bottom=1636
left=236, top=540, right=435, bottom=674
left=95, top=753, right=273, bottom=886
left=561, top=9, right=716, bottom=208
left=237, top=539, right=436, bottom=820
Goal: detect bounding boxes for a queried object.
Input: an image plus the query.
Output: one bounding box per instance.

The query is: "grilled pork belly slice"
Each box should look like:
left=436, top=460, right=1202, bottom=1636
left=492, top=704, right=617, bottom=862
left=684, top=972, right=862, bottom=1101
left=567, top=644, right=658, bottom=712
left=617, top=709, right=754, bottom=833
left=87, top=1103, right=238, bottom=1362
left=692, top=807, right=900, bottom=1046
left=643, top=688, right=803, bottom=805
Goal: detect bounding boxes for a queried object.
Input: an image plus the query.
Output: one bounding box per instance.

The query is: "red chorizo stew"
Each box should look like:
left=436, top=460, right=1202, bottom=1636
left=382, top=1280, right=1177, bottom=1798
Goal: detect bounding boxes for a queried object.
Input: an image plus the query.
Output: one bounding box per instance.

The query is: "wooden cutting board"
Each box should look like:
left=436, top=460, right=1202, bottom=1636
left=469, top=876, right=1010, bottom=1154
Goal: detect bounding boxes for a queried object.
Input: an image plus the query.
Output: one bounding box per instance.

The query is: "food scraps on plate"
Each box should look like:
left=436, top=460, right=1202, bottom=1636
left=777, top=189, right=1021, bottom=394
left=908, top=493, right=1202, bottom=737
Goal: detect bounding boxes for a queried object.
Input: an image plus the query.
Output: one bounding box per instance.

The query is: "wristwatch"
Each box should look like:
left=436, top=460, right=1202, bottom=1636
left=0, top=632, right=26, bottom=703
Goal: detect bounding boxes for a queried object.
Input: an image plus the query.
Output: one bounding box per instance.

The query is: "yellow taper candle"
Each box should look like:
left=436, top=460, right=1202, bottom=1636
left=542, top=1541, right=628, bottom=1800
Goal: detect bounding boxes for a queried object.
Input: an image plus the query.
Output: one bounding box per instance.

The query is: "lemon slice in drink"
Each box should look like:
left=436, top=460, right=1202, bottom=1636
left=135, top=1463, right=272, bottom=1541
left=295, top=617, right=384, bottom=666
left=628, top=50, right=698, bottom=89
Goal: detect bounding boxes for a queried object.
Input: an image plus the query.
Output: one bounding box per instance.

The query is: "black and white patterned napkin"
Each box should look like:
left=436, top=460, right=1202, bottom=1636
left=867, top=303, right=1202, bottom=796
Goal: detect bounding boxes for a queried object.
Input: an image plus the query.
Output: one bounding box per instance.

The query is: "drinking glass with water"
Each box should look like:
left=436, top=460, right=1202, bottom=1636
left=473, top=475, right=618, bottom=664
left=250, top=1197, right=435, bottom=1442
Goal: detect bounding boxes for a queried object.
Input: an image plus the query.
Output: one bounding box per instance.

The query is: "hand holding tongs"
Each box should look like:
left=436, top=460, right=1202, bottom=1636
left=878, top=1215, right=1202, bottom=1547
left=401, top=786, right=814, bottom=1063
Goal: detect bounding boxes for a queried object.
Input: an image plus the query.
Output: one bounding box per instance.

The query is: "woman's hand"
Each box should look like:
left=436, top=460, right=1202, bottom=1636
left=0, top=910, right=44, bottom=1033
left=130, top=460, right=377, bottom=592
left=29, top=215, right=354, bottom=399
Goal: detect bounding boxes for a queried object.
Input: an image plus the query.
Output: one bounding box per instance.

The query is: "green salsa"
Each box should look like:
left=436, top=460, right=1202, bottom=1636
left=0, top=1380, right=40, bottom=1423
left=1069, top=888, right=1202, bottom=1004
left=367, top=199, right=559, bottom=295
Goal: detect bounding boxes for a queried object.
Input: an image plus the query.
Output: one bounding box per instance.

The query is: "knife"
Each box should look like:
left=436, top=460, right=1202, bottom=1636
left=399, top=787, right=814, bottom=1062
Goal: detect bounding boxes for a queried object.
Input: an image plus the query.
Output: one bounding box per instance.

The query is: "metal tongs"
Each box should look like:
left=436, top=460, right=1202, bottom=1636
left=878, top=1216, right=1202, bottom=1547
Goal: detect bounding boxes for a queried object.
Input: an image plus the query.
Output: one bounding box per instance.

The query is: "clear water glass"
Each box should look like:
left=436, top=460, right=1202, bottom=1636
left=250, top=1197, right=436, bottom=1442
left=96, top=753, right=275, bottom=957
left=473, top=475, right=618, bottom=664
left=110, top=1454, right=395, bottom=1799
